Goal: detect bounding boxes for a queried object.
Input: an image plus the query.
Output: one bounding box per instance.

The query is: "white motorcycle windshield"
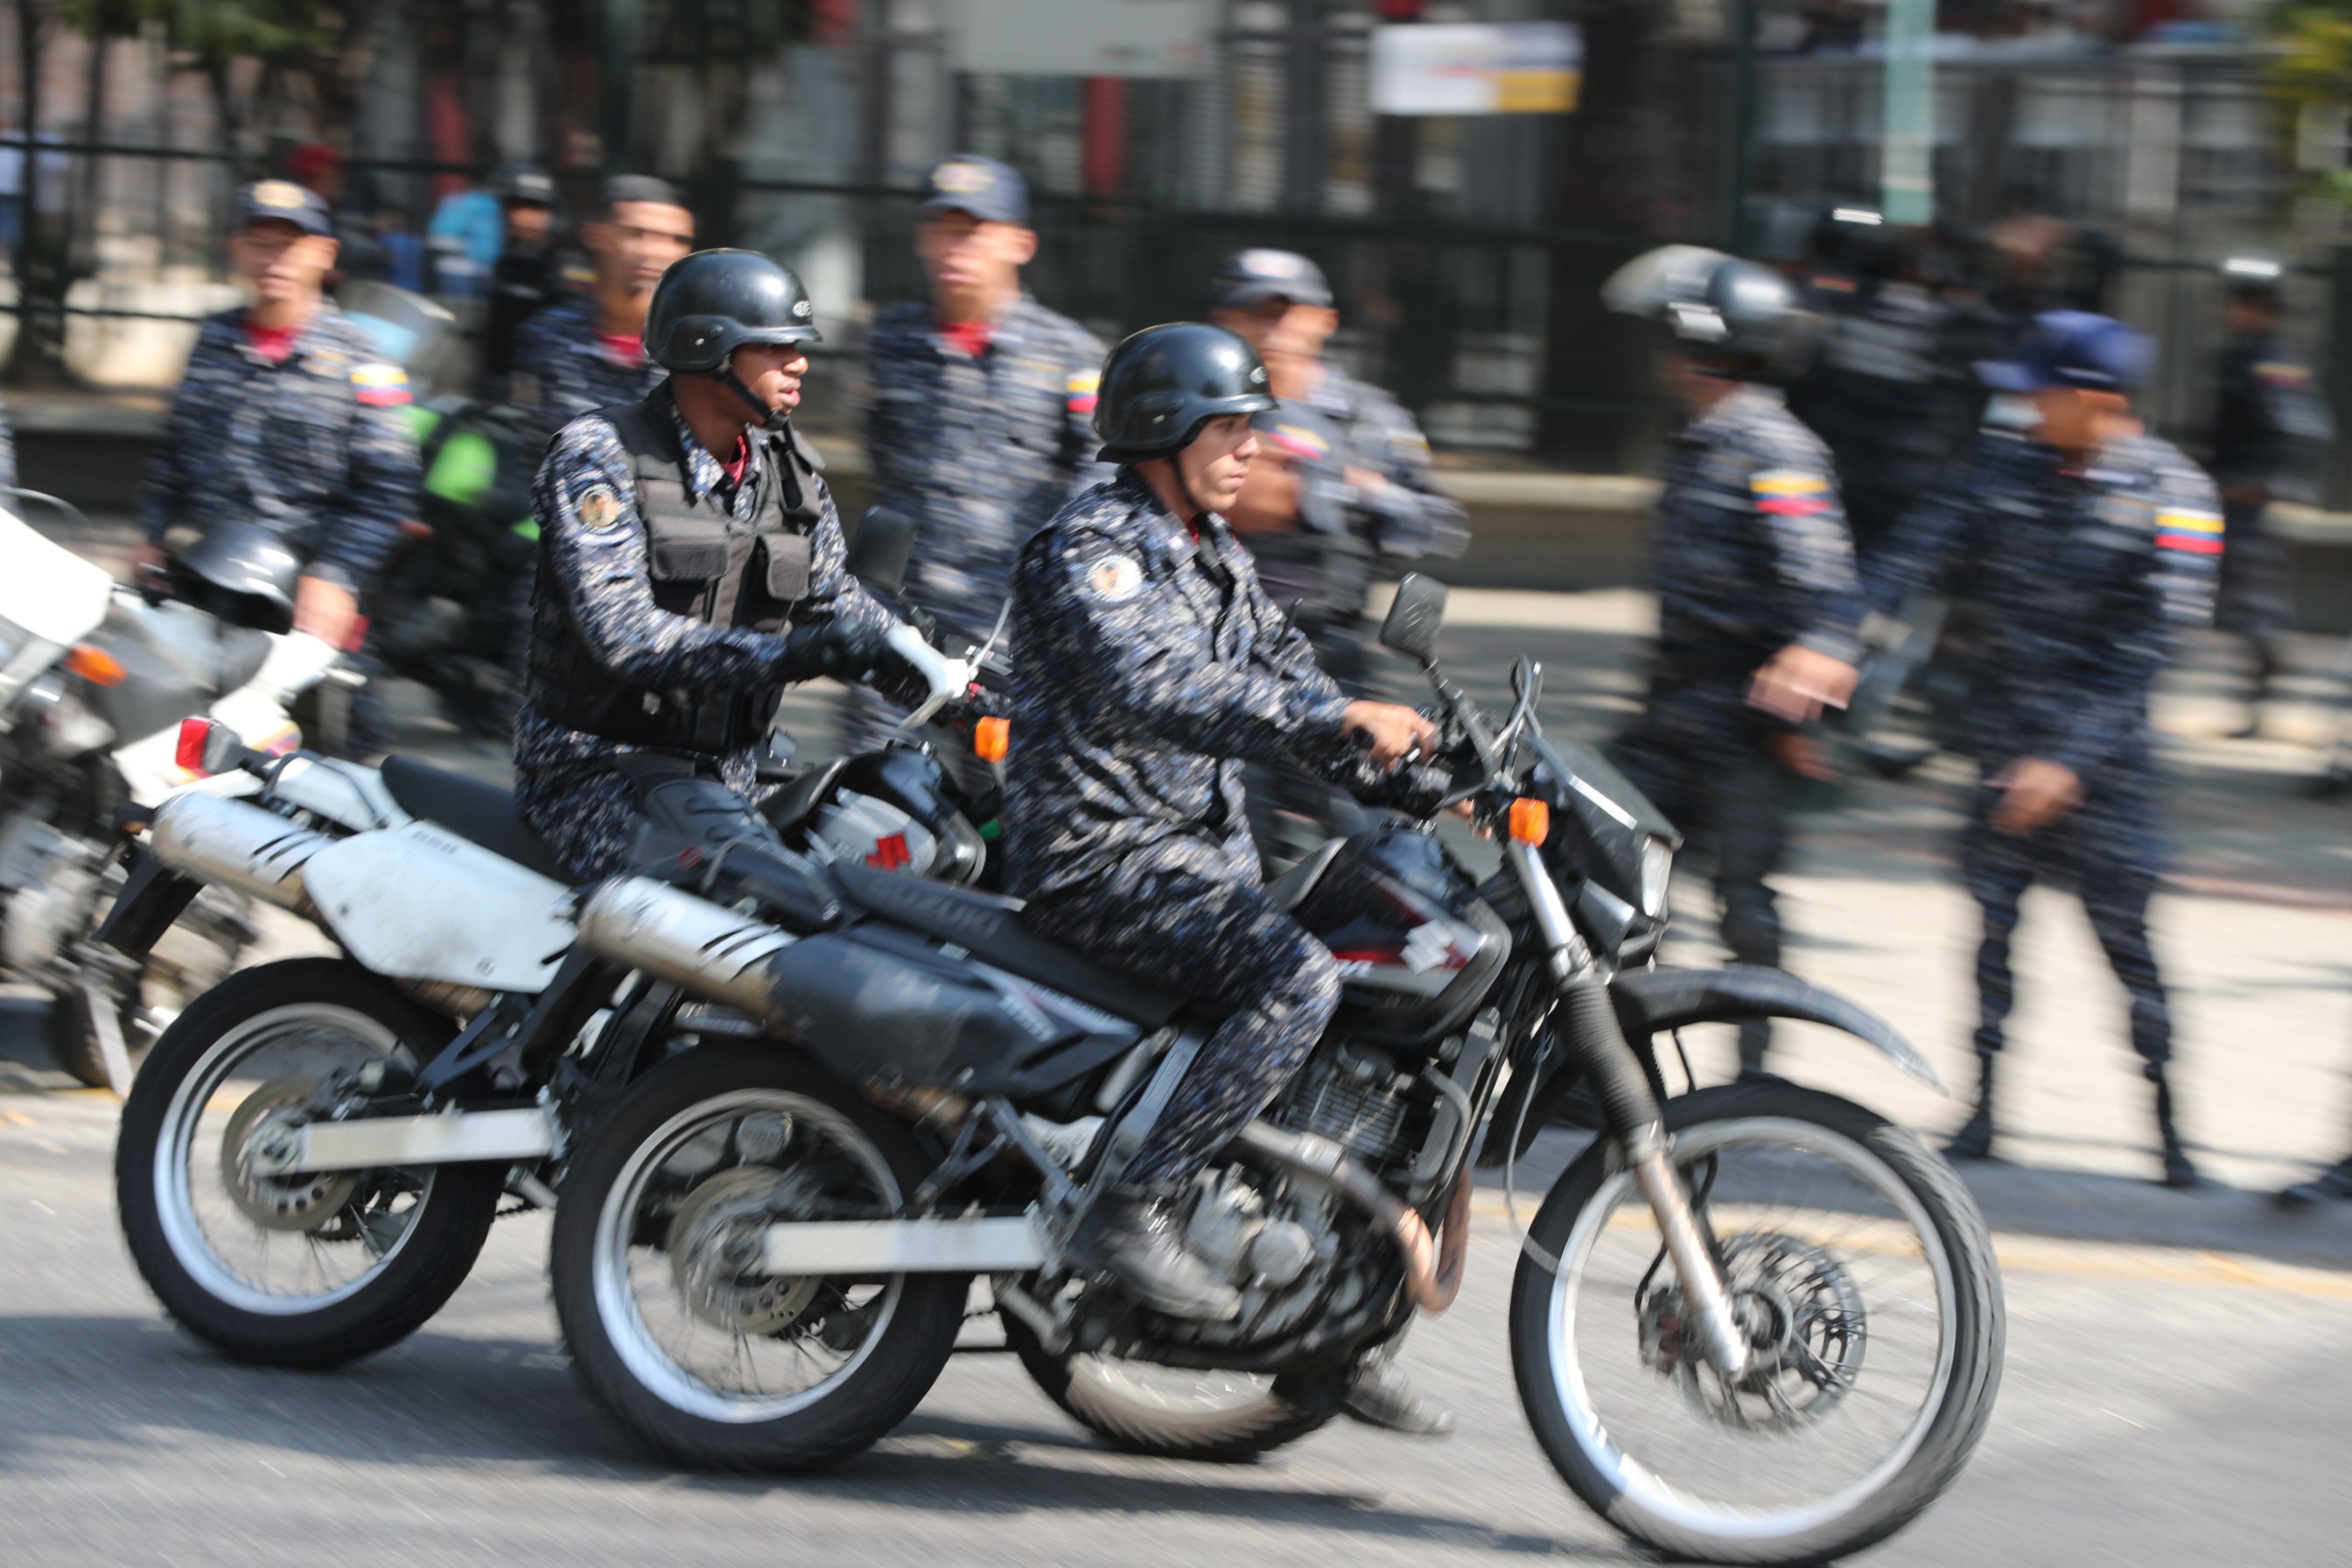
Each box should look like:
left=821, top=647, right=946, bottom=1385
left=0, top=507, right=114, bottom=646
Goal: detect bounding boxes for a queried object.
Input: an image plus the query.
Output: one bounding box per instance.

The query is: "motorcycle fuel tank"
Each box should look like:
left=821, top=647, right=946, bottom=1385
left=1287, top=827, right=1510, bottom=1045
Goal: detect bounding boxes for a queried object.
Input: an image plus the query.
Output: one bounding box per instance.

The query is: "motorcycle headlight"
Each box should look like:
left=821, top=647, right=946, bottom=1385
left=1639, top=835, right=1673, bottom=918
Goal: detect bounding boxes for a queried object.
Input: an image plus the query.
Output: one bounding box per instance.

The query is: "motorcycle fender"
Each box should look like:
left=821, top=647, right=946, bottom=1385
left=299, top=820, right=573, bottom=992
left=1609, top=964, right=1943, bottom=1093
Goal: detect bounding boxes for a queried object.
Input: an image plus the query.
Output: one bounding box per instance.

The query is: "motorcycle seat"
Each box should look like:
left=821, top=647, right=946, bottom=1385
left=378, top=755, right=572, bottom=884
left=1266, top=837, right=1347, bottom=912
left=829, top=860, right=1184, bottom=1030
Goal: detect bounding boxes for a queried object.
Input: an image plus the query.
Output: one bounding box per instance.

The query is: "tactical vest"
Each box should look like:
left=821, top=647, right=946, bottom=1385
left=527, top=393, right=828, bottom=752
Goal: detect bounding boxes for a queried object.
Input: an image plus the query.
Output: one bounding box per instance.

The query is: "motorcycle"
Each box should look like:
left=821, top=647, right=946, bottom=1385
left=102, top=573, right=1999, bottom=1564
left=0, top=497, right=348, bottom=1089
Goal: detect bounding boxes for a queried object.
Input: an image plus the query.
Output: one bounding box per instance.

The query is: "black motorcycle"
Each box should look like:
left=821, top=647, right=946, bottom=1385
left=101, top=573, right=2000, bottom=1565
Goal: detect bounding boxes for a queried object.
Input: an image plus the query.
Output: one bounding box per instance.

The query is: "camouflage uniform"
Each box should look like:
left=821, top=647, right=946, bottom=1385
left=1309, top=365, right=1471, bottom=564
left=839, top=296, right=1108, bottom=753
left=0, top=391, right=16, bottom=492
left=1865, top=428, right=2222, bottom=1071
left=513, top=384, right=894, bottom=880
left=509, top=293, right=668, bottom=452
left=137, top=305, right=421, bottom=594
left=1610, top=382, right=1861, bottom=1067
left=1787, top=278, right=1972, bottom=549
left=1006, top=468, right=1445, bottom=1189
left=2210, top=333, right=2330, bottom=647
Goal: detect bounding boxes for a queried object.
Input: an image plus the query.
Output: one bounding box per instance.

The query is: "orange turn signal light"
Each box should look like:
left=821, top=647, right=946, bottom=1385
left=1508, top=796, right=1550, bottom=846
left=66, top=643, right=127, bottom=687
left=973, top=716, right=1011, bottom=763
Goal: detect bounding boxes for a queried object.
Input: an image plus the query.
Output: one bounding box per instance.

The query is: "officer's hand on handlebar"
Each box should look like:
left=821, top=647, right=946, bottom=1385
left=1343, top=699, right=1439, bottom=768
left=292, top=575, right=361, bottom=652
left=130, top=542, right=169, bottom=588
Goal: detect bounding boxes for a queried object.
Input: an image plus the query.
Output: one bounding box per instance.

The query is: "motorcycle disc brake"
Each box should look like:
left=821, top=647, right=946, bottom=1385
left=664, top=1165, right=825, bottom=1336
left=219, top=1076, right=359, bottom=1232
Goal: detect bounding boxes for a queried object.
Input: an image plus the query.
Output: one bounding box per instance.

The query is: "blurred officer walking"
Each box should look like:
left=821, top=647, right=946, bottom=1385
left=1207, top=249, right=1468, bottom=866
left=843, top=155, right=1107, bottom=755
left=1787, top=209, right=1972, bottom=550
left=1867, top=312, right=2221, bottom=1187
left=480, top=163, right=570, bottom=391
left=509, top=176, right=694, bottom=446
left=134, top=180, right=420, bottom=658
left=2211, top=256, right=2333, bottom=736
left=1602, top=246, right=1865, bottom=1078
left=513, top=251, right=923, bottom=880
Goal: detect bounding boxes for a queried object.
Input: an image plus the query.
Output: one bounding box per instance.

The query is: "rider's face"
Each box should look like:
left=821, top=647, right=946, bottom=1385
left=1177, top=414, right=1261, bottom=514
left=230, top=221, right=338, bottom=304
left=731, top=341, right=812, bottom=416
left=587, top=201, right=695, bottom=297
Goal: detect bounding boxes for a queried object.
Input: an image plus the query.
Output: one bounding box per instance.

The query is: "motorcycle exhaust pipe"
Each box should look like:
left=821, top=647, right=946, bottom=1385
left=573, top=876, right=799, bottom=1026
left=1231, top=1122, right=1467, bottom=1314
left=145, top=792, right=330, bottom=912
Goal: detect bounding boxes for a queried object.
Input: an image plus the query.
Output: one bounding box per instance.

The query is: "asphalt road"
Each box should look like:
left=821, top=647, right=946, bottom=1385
left=3, top=1088, right=2349, bottom=1568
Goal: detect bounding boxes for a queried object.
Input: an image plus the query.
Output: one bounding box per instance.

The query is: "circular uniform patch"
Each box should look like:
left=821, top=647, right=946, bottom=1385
left=1088, top=554, right=1144, bottom=603
left=577, top=486, right=623, bottom=531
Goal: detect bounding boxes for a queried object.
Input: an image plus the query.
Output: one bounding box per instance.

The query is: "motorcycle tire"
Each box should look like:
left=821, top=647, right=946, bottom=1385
left=116, top=958, right=504, bottom=1367
left=550, top=1046, right=966, bottom=1472
left=47, top=981, right=141, bottom=1090
left=1510, top=1080, right=2003, bottom=1566
left=1001, top=1312, right=1346, bottom=1463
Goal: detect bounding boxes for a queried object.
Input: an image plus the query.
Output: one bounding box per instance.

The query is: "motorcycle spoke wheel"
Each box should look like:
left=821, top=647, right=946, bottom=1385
left=158, top=1002, right=432, bottom=1314
left=594, top=1089, right=905, bottom=1422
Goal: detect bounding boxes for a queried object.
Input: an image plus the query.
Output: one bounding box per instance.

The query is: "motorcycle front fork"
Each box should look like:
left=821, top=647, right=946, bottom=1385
left=1505, top=842, right=1751, bottom=1381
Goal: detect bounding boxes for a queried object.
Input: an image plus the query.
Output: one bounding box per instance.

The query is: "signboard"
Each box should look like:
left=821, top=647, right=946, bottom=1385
left=949, top=0, right=1213, bottom=79
left=1369, top=23, right=1583, bottom=116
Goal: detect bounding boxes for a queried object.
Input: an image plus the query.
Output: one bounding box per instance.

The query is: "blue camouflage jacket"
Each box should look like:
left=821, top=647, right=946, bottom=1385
left=511, top=293, right=668, bottom=452
left=1648, top=381, right=1865, bottom=676
left=1005, top=468, right=1444, bottom=901
left=1864, top=426, right=2222, bottom=780
left=137, top=305, right=421, bottom=593
left=516, top=385, right=894, bottom=769
left=1307, top=365, right=1469, bottom=561
left=865, top=295, right=1109, bottom=640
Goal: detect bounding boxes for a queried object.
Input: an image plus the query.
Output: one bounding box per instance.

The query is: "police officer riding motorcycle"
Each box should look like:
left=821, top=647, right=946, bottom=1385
left=511, top=248, right=947, bottom=881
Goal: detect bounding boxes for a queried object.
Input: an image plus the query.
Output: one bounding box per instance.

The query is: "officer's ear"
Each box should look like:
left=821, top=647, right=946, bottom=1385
left=1004, top=225, right=1038, bottom=268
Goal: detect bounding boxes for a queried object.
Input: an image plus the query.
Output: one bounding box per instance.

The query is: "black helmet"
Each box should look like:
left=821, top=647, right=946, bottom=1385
left=167, top=523, right=301, bottom=634
left=644, top=249, right=822, bottom=430
left=1093, top=322, right=1275, bottom=460
left=1602, top=244, right=1818, bottom=380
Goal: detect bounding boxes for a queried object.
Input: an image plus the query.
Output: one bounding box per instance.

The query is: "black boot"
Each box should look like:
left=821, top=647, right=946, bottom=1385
left=2150, top=1066, right=2199, bottom=1189
left=1944, top=1052, right=1997, bottom=1161
left=1341, top=1346, right=1455, bottom=1439
left=2277, top=1153, right=2352, bottom=1209
left=1075, top=1190, right=1241, bottom=1321
left=1736, top=1020, right=1772, bottom=1083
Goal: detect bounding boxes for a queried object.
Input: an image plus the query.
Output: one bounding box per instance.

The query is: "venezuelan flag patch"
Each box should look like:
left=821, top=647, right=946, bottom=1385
left=1266, top=423, right=1331, bottom=461
left=1753, top=468, right=1831, bottom=516
left=1065, top=370, right=1099, bottom=416
left=2155, top=507, right=2224, bottom=555
left=351, top=361, right=412, bottom=407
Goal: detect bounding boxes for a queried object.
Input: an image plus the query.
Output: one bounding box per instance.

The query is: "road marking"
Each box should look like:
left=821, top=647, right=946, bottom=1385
left=258, top=1459, right=284, bottom=1478
left=0, top=1108, right=32, bottom=1126
left=27, top=1199, right=54, bottom=1215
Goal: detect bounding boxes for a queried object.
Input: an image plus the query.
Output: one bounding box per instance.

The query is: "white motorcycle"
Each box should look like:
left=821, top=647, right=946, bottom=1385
left=0, top=499, right=348, bottom=1089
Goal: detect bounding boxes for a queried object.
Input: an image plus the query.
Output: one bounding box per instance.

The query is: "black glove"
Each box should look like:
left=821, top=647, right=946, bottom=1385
left=781, top=615, right=888, bottom=684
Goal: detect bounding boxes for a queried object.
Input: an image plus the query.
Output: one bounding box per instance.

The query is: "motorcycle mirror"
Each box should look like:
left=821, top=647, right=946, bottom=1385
left=845, top=506, right=916, bottom=596
left=1379, top=572, right=1449, bottom=664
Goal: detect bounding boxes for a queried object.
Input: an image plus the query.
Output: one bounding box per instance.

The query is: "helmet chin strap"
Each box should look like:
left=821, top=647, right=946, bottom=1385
left=714, top=350, right=790, bottom=434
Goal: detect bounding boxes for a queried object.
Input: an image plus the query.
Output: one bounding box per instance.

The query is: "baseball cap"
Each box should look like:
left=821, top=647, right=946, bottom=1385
left=918, top=155, right=1029, bottom=225
left=492, top=162, right=558, bottom=207
left=1210, top=248, right=1333, bottom=310
left=1973, top=310, right=2153, bottom=394
left=236, top=179, right=333, bottom=237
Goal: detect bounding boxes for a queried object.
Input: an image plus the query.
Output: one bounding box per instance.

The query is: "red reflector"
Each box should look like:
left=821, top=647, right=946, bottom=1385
left=174, top=718, right=212, bottom=774
left=864, top=832, right=912, bottom=871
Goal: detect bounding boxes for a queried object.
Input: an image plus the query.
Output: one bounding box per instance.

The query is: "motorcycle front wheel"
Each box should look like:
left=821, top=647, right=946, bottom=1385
left=549, top=1046, right=966, bottom=1472
left=116, top=958, right=504, bottom=1366
left=1510, top=1079, right=2003, bottom=1566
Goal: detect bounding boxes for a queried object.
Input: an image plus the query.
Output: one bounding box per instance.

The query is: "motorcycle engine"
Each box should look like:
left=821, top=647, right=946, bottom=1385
left=0, top=815, right=100, bottom=973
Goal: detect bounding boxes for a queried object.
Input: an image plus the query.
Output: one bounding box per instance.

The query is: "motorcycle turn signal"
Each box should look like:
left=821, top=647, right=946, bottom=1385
left=1508, top=797, right=1551, bottom=846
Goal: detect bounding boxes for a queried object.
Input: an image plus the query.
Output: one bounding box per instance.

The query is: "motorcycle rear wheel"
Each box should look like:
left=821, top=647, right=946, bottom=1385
left=1002, top=1313, right=1345, bottom=1462
left=1510, top=1080, right=2002, bottom=1565
left=550, top=1046, right=966, bottom=1472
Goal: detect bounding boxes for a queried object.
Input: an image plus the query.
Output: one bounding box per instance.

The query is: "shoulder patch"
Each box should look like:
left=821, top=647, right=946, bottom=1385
left=1086, top=553, right=1144, bottom=603
left=577, top=485, right=624, bottom=533
left=1065, top=369, right=1100, bottom=415
left=351, top=362, right=411, bottom=407
left=2154, top=506, right=2224, bottom=555
left=1752, top=467, right=1831, bottom=515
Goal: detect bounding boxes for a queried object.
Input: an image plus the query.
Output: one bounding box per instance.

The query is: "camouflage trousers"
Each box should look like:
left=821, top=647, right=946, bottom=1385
left=510, top=705, right=772, bottom=881
left=1959, top=774, right=2171, bottom=1070
left=1025, top=858, right=1340, bottom=1191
